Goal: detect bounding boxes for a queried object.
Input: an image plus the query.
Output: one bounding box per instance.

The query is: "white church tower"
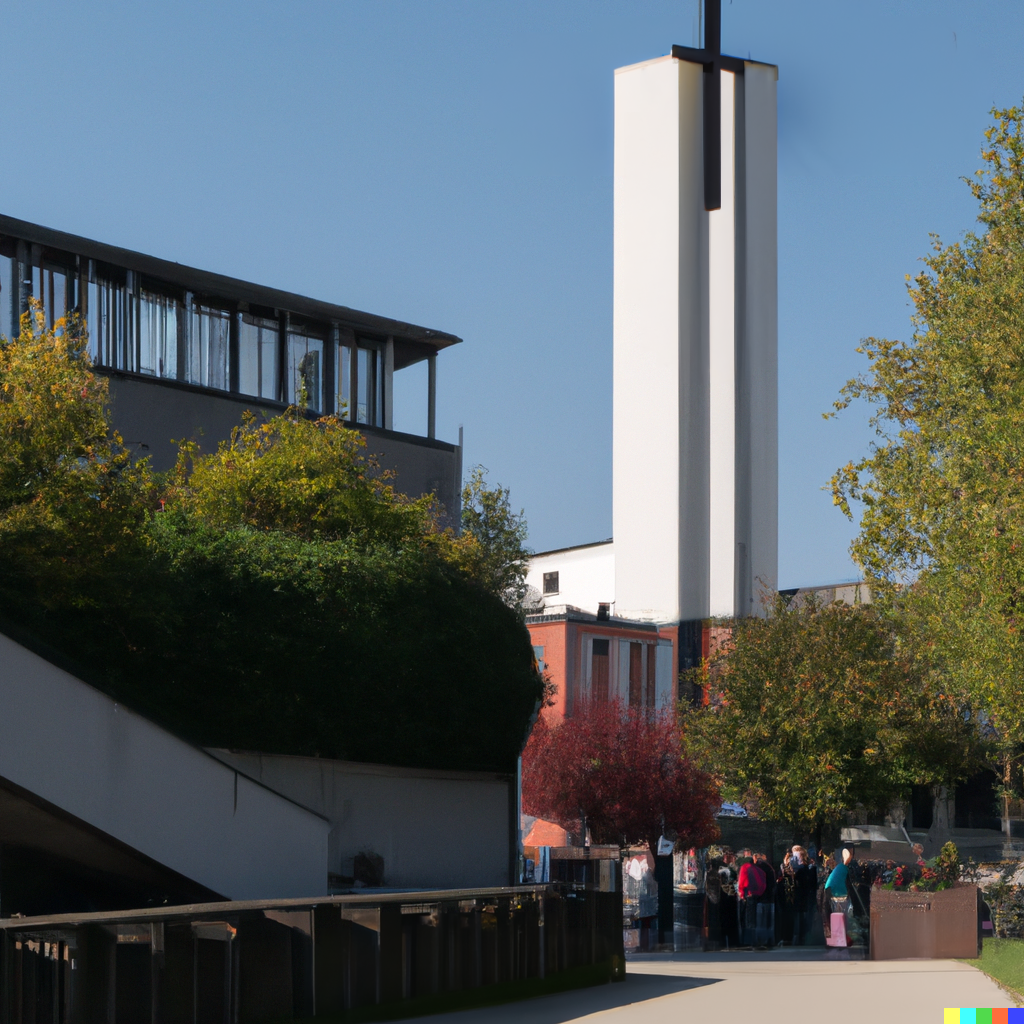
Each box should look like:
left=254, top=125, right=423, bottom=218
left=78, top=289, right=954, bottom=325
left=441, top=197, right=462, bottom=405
left=612, top=9, right=778, bottom=623
left=525, top=4, right=777, bottom=653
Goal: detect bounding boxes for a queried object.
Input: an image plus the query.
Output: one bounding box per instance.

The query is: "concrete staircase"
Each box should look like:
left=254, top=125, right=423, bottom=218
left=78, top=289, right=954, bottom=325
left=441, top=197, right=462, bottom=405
left=0, top=631, right=329, bottom=907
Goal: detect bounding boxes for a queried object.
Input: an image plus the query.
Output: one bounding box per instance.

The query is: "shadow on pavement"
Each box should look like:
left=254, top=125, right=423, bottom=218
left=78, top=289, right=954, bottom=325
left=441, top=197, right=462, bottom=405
left=392, top=973, right=723, bottom=1023
left=629, top=946, right=867, bottom=965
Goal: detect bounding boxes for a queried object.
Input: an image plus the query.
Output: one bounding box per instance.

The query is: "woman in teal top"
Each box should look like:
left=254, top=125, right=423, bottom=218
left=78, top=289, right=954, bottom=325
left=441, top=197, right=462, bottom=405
left=825, top=849, right=851, bottom=897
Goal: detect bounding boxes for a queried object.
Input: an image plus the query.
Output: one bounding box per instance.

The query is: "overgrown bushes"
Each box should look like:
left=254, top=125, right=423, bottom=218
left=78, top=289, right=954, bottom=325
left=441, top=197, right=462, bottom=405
left=0, top=308, right=542, bottom=772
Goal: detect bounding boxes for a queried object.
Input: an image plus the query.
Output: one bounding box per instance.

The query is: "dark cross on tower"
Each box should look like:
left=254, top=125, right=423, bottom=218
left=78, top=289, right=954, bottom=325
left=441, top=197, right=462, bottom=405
left=671, top=0, right=746, bottom=212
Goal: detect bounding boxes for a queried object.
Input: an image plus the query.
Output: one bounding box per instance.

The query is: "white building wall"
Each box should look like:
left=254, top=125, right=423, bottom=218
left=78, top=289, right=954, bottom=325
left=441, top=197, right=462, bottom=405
left=207, top=751, right=512, bottom=890
left=612, top=56, right=706, bottom=624
left=0, top=633, right=329, bottom=901
left=526, top=542, right=615, bottom=616
left=708, top=69, right=738, bottom=617
left=741, top=61, right=779, bottom=610
left=611, top=54, right=777, bottom=623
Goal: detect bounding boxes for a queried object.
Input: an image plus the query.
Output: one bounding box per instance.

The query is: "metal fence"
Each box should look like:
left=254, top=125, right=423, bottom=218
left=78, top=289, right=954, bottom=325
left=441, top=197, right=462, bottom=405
left=0, top=885, right=623, bottom=1024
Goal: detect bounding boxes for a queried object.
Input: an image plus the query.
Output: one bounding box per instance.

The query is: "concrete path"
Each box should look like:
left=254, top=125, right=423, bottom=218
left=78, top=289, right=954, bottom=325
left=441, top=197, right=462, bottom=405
left=397, top=949, right=1012, bottom=1024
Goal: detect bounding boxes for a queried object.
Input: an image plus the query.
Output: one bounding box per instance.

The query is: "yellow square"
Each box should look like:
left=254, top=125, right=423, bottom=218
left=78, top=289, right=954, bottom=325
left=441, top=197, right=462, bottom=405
left=944, top=1011, right=960, bottom=1024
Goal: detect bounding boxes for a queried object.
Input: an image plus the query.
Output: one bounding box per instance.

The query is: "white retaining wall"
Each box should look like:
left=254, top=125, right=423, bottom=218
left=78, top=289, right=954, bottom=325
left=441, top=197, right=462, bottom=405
left=0, top=632, right=329, bottom=900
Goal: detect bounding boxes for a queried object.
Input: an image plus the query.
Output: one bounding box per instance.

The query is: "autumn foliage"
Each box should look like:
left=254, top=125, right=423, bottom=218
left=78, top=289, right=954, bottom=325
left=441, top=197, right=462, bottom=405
left=521, top=701, right=720, bottom=854
left=0, top=307, right=542, bottom=773
left=685, top=596, right=987, bottom=830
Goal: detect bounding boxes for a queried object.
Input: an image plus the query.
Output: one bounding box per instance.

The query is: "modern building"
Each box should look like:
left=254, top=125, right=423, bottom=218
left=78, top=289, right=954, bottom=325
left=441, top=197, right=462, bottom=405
left=611, top=48, right=778, bottom=628
left=526, top=27, right=779, bottom=712
left=0, top=215, right=515, bottom=912
left=0, top=213, right=463, bottom=516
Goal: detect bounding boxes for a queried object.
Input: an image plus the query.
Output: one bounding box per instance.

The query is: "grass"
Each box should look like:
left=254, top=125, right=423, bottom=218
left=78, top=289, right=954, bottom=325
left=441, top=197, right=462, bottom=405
left=961, top=939, right=1024, bottom=1005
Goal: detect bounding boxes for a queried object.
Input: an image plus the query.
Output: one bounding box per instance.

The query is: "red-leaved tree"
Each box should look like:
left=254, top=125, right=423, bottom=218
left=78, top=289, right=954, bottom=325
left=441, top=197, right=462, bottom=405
left=521, top=702, right=720, bottom=854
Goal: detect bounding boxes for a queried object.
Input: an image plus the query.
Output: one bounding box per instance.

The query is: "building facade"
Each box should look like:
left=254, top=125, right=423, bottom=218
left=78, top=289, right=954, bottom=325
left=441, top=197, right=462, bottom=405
left=0, top=214, right=463, bottom=516
left=527, top=605, right=676, bottom=726
left=525, top=42, right=779, bottom=715
left=612, top=52, right=778, bottom=625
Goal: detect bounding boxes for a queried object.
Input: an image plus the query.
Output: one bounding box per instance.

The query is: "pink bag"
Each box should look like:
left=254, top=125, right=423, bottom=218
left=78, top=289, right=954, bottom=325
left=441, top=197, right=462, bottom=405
left=826, top=912, right=848, bottom=947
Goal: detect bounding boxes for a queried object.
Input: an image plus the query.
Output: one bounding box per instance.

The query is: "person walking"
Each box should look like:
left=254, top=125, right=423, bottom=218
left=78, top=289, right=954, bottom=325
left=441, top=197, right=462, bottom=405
left=737, top=850, right=766, bottom=946
left=824, top=848, right=853, bottom=946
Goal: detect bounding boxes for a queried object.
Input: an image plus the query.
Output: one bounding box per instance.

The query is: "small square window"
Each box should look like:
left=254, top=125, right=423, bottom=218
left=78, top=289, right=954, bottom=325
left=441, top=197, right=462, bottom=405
left=543, top=571, right=560, bottom=595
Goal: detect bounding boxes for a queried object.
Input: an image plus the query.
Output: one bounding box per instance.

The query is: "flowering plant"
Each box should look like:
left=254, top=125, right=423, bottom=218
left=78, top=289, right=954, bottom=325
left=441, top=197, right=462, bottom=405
left=873, top=843, right=963, bottom=892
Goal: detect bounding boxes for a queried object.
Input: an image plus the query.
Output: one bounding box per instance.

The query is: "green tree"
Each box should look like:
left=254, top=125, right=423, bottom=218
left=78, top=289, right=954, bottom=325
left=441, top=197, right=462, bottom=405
left=0, top=304, right=152, bottom=610
left=460, top=465, right=530, bottom=608
left=0, top=313, right=542, bottom=773
left=168, top=411, right=444, bottom=549
left=685, top=597, right=986, bottom=840
left=829, top=102, right=1024, bottom=790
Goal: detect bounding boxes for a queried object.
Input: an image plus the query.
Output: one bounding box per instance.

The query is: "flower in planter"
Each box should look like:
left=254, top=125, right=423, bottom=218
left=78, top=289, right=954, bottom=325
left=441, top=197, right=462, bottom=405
left=876, top=843, right=964, bottom=893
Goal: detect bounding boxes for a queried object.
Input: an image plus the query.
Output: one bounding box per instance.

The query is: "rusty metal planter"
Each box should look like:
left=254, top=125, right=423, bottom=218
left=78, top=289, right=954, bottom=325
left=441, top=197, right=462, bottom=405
left=869, top=883, right=980, bottom=960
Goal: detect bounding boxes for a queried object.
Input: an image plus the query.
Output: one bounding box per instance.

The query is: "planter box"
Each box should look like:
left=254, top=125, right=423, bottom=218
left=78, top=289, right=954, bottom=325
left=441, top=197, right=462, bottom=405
left=869, top=883, right=980, bottom=960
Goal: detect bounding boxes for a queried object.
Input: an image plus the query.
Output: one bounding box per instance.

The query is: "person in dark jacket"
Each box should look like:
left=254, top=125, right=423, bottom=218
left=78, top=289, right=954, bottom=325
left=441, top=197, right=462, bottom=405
left=719, top=850, right=740, bottom=948
left=704, top=852, right=724, bottom=951
left=777, top=849, right=796, bottom=945
left=754, top=853, right=777, bottom=946
left=790, top=845, right=819, bottom=945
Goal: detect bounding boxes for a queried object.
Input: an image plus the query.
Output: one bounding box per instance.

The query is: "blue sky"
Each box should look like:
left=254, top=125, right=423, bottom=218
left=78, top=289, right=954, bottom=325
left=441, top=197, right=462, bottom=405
left=4, top=0, right=1022, bottom=588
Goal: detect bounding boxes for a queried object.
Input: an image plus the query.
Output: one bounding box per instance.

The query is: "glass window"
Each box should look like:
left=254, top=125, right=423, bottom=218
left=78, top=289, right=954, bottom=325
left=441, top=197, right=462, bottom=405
left=48, top=268, right=67, bottom=328
left=591, top=638, right=610, bottom=703
left=532, top=645, right=546, bottom=674
left=0, top=254, right=14, bottom=339
left=338, top=343, right=352, bottom=419
left=287, top=326, right=324, bottom=412
left=87, top=272, right=129, bottom=370
left=138, top=290, right=178, bottom=379
left=375, top=347, right=384, bottom=425
left=356, top=346, right=369, bottom=423
left=239, top=313, right=279, bottom=399
left=32, top=263, right=70, bottom=330
left=645, top=643, right=657, bottom=708
left=187, top=302, right=230, bottom=389
left=629, top=642, right=643, bottom=707
left=355, top=340, right=383, bottom=426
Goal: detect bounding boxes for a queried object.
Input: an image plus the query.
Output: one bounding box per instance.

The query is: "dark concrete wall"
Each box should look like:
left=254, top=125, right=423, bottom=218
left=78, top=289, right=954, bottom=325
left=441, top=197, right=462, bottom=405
left=105, top=374, right=462, bottom=520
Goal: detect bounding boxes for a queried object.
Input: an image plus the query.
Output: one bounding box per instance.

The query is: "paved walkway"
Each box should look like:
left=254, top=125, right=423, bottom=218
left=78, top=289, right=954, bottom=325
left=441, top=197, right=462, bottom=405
left=396, top=949, right=1011, bottom=1024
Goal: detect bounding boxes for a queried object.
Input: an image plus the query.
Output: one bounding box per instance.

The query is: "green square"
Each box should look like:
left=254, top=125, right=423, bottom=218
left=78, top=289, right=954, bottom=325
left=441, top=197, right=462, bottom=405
left=977, top=1010, right=993, bottom=1024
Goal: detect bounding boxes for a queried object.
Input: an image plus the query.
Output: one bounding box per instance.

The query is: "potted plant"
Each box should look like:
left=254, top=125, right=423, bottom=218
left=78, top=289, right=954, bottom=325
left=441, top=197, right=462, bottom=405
left=869, top=843, right=980, bottom=960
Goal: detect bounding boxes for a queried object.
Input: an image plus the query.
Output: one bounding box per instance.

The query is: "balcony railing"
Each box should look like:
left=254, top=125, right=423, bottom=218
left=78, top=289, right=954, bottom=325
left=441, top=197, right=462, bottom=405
left=0, top=213, right=459, bottom=441
left=0, top=885, right=624, bottom=1023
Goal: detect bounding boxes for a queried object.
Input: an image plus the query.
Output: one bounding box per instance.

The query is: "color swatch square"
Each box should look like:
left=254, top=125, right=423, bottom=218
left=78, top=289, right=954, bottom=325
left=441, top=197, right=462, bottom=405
left=947, top=1010, right=1022, bottom=1023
